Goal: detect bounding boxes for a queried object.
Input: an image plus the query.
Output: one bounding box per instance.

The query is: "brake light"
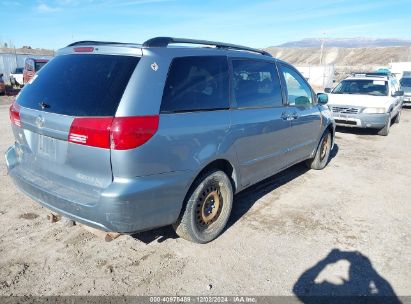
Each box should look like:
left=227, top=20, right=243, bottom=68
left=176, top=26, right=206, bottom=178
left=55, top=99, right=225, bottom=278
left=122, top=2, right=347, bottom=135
left=68, top=117, right=113, bottom=148
left=73, top=47, right=94, bottom=53
left=111, top=116, right=159, bottom=150
left=9, top=101, right=21, bottom=127
left=68, top=116, right=159, bottom=150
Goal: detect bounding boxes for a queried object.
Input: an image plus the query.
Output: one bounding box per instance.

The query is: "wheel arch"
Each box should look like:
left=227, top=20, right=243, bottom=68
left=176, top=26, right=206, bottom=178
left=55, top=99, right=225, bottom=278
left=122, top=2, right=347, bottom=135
left=194, top=159, right=238, bottom=194
left=177, top=158, right=238, bottom=220
left=326, top=123, right=335, bottom=147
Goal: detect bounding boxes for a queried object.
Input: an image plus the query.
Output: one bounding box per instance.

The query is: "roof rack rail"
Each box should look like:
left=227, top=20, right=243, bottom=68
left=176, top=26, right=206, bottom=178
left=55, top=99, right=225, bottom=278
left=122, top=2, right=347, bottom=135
left=142, top=37, right=272, bottom=57
left=351, top=72, right=390, bottom=78
left=67, top=41, right=140, bottom=47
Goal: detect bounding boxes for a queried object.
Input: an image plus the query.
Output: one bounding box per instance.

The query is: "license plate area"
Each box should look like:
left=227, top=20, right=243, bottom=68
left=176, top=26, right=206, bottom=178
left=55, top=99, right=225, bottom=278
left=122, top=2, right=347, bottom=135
left=335, top=119, right=358, bottom=126
left=38, top=134, right=57, bottom=160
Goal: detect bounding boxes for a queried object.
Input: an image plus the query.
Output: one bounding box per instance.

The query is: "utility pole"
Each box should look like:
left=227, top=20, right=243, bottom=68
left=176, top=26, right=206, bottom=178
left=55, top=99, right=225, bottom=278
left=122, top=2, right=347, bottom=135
left=319, top=33, right=327, bottom=89
left=319, top=32, right=326, bottom=65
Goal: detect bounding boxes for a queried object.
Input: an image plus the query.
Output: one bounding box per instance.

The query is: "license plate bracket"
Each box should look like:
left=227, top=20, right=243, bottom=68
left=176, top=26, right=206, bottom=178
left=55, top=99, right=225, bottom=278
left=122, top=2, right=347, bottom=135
left=38, top=134, right=57, bottom=160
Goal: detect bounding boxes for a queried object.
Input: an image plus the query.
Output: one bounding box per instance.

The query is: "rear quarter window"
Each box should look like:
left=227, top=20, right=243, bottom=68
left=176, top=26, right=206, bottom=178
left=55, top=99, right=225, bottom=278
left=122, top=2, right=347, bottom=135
left=161, top=56, right=229, bottom=113
left=17, top=54, right=140, bottom=116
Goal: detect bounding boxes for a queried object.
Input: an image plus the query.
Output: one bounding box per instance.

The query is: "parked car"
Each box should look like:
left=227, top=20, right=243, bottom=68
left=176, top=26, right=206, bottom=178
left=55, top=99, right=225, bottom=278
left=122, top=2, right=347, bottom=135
left=6, top=37, right=335, bottom=243
left=400, top=76, right=411, bottom=106
left=10, top=67, right=24, bottom=87
left=0, top=73, right=5, bottom=95
left=23, top=58, right=49, bottom=84
left=325, top=73, right=403, bottom=136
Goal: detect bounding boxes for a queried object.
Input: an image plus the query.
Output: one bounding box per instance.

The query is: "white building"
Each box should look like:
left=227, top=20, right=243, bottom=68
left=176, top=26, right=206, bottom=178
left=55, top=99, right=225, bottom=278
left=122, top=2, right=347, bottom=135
left=0, top=48, right=54, bottom=84
left=389, top=62, right=411, bottom=78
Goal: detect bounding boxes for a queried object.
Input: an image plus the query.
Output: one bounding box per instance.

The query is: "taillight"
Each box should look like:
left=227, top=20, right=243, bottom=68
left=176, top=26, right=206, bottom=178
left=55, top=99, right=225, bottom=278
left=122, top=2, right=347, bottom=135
left=68, top=117, right=113, bottom=148
left=110, top=116, right=159, bottom=150
left=68, top=115, right=159, bottom=150
left=9, top=101, right=21, bottom=127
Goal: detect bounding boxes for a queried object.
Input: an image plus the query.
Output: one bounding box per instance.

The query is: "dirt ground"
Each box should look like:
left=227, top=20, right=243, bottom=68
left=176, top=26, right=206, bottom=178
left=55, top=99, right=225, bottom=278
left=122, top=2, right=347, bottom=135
left=0, top=95, right=410, bottom=298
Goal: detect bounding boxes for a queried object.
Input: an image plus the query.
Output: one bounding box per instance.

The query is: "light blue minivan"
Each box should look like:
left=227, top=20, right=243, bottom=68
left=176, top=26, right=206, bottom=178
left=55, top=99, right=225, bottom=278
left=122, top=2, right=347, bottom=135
left=6, top=37, right=335, bottom=243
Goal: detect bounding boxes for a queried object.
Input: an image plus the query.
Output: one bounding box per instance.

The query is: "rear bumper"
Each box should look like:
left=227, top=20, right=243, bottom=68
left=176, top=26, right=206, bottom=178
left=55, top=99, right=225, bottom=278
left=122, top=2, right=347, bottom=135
left=5, top=145, right=192, bottom=233
left=332, top=112, right=389, bottom=129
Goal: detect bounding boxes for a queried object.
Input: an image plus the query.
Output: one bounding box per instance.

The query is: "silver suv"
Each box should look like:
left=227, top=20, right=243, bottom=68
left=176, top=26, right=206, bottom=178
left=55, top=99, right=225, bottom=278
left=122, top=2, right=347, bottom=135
left=6, top=37, right=335, bottom=243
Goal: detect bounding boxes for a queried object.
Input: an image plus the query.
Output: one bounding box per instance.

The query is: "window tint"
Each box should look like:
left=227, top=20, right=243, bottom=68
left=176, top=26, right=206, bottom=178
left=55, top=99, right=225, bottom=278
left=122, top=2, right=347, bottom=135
left=17, top=54, right=139, bottom=116
left=281, top=65, right=313, bottom=106
left=231, top=60, right=282, bottom=108
left=161, top=56, right=229, bottom=113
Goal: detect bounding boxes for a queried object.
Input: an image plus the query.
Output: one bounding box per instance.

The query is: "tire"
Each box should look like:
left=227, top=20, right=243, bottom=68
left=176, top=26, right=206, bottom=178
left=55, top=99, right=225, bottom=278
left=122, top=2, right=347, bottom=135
left=378, top=117, right=391, bottom=136
left=394, top=111, right=401, bottom=124
left=306, top=130, right=332, bottom=170
left=173, top=170, right=233, bottom=243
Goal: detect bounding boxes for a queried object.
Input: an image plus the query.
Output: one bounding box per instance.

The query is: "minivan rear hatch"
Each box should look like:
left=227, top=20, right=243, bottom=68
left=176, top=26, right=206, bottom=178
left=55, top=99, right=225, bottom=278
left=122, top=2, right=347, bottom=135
left=11, top=53, right=140, bottom=202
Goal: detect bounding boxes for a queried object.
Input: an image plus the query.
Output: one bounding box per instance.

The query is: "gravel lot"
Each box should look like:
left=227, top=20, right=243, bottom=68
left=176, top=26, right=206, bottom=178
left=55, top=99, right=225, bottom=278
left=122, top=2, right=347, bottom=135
left=0, top=95, right=410, bottom=298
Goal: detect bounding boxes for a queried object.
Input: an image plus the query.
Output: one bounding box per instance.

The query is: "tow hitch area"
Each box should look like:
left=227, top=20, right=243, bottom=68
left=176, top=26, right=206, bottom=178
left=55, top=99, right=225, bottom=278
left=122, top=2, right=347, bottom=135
left=80, top=225, right=121, bottom=242
left=46, top=212, right=121, bottom=242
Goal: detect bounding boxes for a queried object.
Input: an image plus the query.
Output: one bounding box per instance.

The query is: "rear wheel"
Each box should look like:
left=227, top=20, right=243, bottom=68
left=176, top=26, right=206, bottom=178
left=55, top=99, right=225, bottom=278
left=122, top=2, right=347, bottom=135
left=378, top=117, right=391, bottom=136
left=173, top=170, right=233, bottom=243
left=306, top=130, right=332, bottom=170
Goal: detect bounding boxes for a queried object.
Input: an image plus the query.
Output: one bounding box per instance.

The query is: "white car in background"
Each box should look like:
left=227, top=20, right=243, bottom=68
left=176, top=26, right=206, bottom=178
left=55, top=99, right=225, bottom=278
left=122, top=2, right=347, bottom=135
left=9, top=67, right=24, bottom=87
left=400, top=76, right=411, bottom=106
left=325, top=73, right=403, bottom=136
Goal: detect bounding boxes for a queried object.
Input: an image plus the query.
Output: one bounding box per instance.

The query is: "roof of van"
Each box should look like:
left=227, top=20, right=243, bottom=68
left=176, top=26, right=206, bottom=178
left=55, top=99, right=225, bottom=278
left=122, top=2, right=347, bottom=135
left=66, top=37, right=272, bottom=57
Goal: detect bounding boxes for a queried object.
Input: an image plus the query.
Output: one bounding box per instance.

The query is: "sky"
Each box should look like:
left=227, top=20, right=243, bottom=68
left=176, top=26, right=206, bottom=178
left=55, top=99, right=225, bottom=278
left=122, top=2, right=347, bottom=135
left=1, top=0, right=410, bottom=50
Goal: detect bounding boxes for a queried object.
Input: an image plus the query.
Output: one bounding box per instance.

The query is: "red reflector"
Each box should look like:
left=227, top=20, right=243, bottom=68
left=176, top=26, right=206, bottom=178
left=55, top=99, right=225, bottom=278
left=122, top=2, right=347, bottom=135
left=68, top=117, right=113, bottom=148
left=111, top=116, right=159, bottom=150
left=68, top=115, right=159, bottom=150
left=73, top=47, right=94, bottom=53
left=9, top=101, right=21, bottom=127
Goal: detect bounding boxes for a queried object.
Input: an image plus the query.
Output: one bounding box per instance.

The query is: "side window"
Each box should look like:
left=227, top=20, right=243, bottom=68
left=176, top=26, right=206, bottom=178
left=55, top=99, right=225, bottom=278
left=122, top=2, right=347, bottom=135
left=161, top=56, right=229, bottom=113
left=390, top=79, right=398, bottom=93
left=281, top=65, right=313, bottom=106
left=231, top=60, right=283, bottom=108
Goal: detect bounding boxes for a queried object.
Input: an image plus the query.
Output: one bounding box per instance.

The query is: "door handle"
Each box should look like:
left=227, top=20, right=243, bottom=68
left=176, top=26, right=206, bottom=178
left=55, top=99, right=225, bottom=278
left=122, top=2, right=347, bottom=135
left=291, top=111, right=299, bottom=120
left=281, top=112, right=290, bottom=120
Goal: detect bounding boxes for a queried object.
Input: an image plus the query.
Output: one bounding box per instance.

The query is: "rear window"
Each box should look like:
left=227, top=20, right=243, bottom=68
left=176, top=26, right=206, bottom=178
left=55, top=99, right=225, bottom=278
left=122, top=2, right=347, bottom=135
left=161, top=56, right=229, bottom=113
left=35, top=61, right=47, bottom=72
left=17, top=54, right=139, bottom=116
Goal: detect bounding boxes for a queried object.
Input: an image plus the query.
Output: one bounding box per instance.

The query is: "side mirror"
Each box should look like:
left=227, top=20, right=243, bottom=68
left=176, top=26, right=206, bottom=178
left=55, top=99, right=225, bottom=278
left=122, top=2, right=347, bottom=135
left=392, top=90, right=404, bottom=97
left=0, top=73, right=3, bottom=77
left=317, top=93, right=328, bottom=104
left=324, top=88, right=332, bottom=93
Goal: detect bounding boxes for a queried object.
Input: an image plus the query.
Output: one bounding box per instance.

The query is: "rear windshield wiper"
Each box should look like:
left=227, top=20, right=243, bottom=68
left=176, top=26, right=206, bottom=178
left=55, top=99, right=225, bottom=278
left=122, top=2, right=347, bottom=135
left=39, top=101, right=50, bottom=109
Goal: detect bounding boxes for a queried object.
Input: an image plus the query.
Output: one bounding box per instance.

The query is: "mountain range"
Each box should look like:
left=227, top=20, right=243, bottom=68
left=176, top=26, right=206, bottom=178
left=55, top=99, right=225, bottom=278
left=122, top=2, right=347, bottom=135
left=275, top=38, right=411, bottom=48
